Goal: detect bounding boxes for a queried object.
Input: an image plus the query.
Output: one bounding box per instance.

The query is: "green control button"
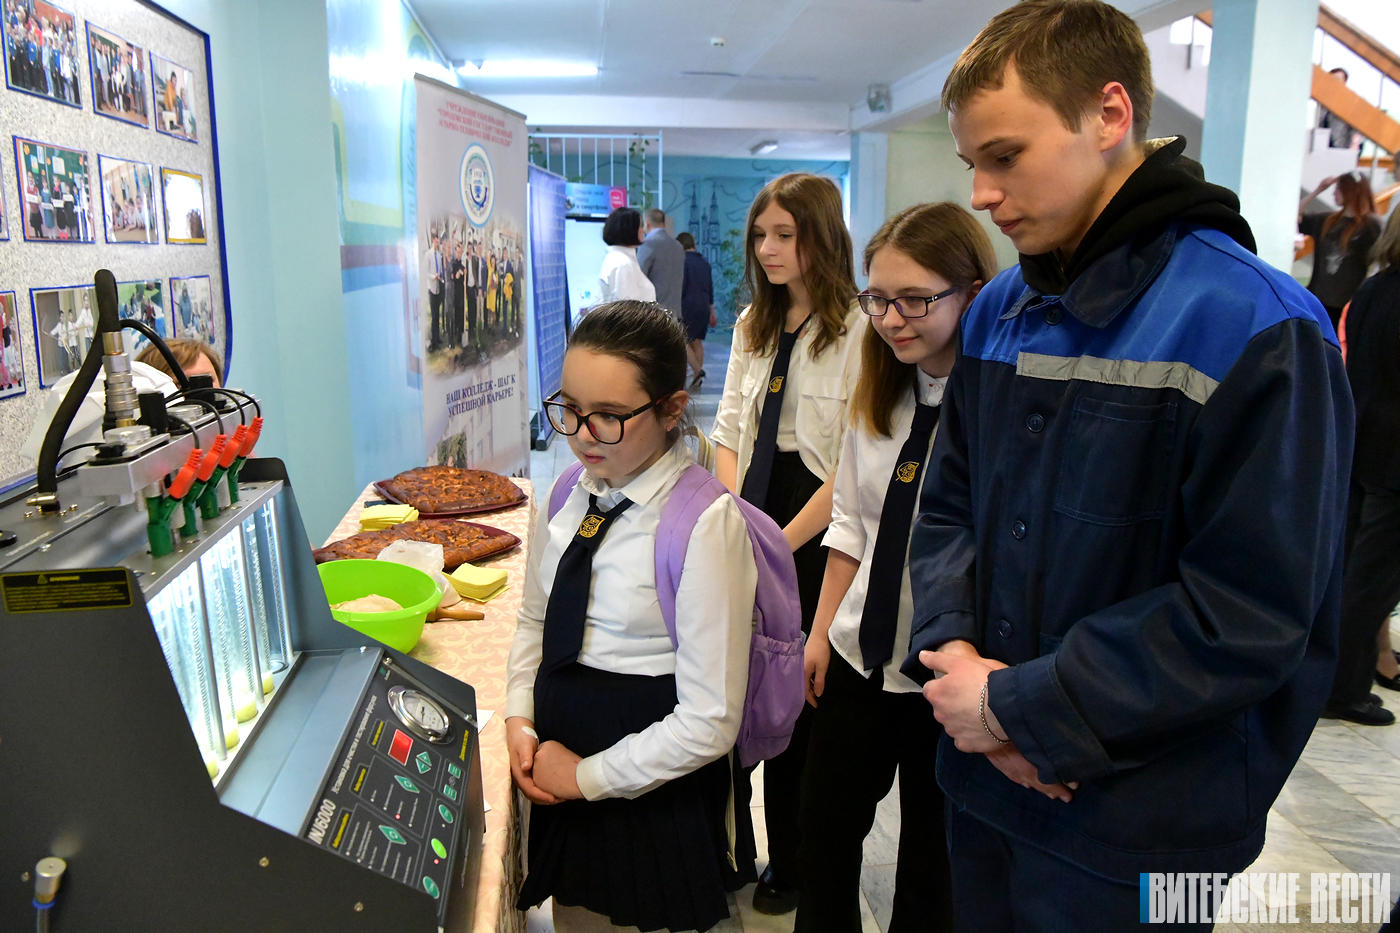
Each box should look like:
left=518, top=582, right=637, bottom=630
left=431, top=837, right=447, bottom=859
left=416, top=751, right=432, bottom=774
left=443, top=784, right=458, bottom=801
left=395, top=775, right=419, bottom=793
left=447, top=762, right=462, bottom=778
left=439, top=803, right=454, bottom=823
left=422, top=876, right=440, bottom=899
left=379, top=825, right=406, bottom=845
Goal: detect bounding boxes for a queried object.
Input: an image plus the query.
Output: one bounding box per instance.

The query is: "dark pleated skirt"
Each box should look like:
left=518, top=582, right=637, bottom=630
left=517, top=663, right=733, bottom=932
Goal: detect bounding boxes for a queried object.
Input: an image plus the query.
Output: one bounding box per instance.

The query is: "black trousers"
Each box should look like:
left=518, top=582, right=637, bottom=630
left=1331, top=484, right=1400, bottom=706
left=947, top=806, right=1217, bottom=932
left=795, top=654, right=951, bottom=933
left=732, top=451, right=827, bottom=885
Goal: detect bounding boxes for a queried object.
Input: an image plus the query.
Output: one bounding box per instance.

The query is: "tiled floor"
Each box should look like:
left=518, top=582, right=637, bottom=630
left=526, top=332, right=1400, bottom=932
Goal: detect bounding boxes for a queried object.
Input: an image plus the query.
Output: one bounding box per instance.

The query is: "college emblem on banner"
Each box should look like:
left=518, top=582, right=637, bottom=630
left=460, top=143, right=494, bottom=227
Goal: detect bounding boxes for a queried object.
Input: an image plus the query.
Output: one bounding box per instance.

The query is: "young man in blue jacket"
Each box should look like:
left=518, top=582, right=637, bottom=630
left=901, top=1, right=1354, bottom=928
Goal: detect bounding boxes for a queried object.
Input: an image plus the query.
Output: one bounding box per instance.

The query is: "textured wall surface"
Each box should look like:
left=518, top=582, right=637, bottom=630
left=0, top=0, right=226, bottom=482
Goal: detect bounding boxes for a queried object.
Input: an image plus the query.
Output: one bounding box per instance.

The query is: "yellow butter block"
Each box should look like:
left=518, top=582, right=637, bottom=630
left=360, top=504, right=418, bottom=530
left=460, top=583, right=509, bottom=604
left=448, top=562, right=509, bottom=600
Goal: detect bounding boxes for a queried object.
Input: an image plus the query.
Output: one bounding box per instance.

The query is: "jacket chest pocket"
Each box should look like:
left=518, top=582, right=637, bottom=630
left=1053, top=396, right=1177, bottom=525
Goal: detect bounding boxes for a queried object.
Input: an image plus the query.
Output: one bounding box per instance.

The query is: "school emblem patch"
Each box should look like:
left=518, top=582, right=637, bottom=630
left=578, top=515, right=605, bottom=538
left=460, top=143, right=494, bottom=227
left=895, top=461, right=919, bottom=483
left=768, top=375, right=784, bottom=393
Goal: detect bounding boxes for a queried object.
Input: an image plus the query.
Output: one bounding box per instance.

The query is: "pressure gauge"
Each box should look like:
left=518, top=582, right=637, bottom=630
left=387, top=685, right=452, bottom=744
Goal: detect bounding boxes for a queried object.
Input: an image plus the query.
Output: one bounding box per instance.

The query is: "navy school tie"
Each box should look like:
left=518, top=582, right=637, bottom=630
left=539, top=494, right=634, bottom=674
left=858, top=401, right=941, bottom=671
left=740, top=315, right=811, bottom=507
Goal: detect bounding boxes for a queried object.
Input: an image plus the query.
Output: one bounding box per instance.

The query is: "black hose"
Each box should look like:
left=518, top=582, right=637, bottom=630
left=119, top=319, right=189, bottom=390
left=34, top=270, right=121, bottom=510
left=168, top=395, right=225, bottom=435
left=167, top=388, right=246, bottom=426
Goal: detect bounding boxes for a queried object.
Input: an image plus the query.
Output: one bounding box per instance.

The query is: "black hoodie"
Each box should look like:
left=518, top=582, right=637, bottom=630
left=1019, top=136, right=1257, bottom=297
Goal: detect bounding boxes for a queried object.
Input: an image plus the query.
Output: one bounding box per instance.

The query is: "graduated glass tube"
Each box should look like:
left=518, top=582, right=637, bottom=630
left=200, top=532, right=262, bottom=736
left=241, top=501, right=290, bottom=692
left=148, top=566, right=223, bottom=778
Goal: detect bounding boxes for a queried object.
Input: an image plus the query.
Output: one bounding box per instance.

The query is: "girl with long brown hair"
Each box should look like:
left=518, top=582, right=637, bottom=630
left=797, top=202, right=994, bottom=932
left=1299, top=172, right=1382, bottom=329
left=711, top=172, right=861, bottom=913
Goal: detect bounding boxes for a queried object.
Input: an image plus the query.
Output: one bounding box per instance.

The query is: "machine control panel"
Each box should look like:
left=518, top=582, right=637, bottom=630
left=303, top=658, right=474, bottom=923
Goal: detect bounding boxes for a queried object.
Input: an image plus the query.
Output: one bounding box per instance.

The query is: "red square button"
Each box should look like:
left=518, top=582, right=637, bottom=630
left=389, top=729, right=413, bottom=766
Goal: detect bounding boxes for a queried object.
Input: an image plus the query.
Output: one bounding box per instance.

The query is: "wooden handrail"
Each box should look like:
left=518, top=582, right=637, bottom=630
left=1318, top=5, right=1400, bottom=88
left=1311, top=66, right=1400, bottom=154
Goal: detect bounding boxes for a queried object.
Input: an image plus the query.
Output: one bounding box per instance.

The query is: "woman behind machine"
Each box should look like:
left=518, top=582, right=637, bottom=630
left=711, top=171, right=861, bottom=912
left=506, top=301, right=758, bottom=932
left=797, top=202, right=996, bottom=932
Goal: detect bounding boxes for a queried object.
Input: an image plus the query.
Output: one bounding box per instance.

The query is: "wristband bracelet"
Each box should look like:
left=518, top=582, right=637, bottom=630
left=979, top=680, right=1010, bottom=745
left=521, top=726, right=538, bottom=740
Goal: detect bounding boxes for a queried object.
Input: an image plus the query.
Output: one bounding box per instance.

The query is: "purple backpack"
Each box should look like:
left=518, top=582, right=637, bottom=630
left=548, top=460, right=804, bottom=767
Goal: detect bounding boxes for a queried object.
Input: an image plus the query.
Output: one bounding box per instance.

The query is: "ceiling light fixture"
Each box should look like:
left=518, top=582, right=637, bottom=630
left=750, top=140, right=779, bottom=156
left=456, top=60, right=598, bottom=78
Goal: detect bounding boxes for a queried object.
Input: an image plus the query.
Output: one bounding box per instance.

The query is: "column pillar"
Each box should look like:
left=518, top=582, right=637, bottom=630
left=1200, top=0, right=1319, bottom=271
left=848, top=132, right=888, bottom=285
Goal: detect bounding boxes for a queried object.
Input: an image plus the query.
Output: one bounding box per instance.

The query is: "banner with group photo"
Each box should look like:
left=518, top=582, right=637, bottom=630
left=413, top=77, right=529, bottom=475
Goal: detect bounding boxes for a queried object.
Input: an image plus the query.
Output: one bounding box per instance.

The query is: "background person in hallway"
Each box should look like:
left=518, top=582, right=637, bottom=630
left=1326, top=208, right=1400, bottom=726
left=1316, top=67, right=1360, bottom=150
left=1299, top=172, right=1382, bottom=331
left=597, top=207, right=655, bottom=305
left=677, top=231, right=716, bottom=390
left=638, top=208, right=685, bottom=318
left=903, top=2, right=1352, bottom=928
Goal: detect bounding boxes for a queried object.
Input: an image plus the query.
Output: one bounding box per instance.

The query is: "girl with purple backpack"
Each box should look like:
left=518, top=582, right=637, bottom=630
left=507, top=301, right=765, bottom=932
left=797, top=203, right=996, bottom=932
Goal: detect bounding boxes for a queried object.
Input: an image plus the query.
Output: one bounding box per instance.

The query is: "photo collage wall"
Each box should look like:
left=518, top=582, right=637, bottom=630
left=0, top=0, right=228, bottom=481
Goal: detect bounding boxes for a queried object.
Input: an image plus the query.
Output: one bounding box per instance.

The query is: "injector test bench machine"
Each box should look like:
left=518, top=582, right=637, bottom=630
left=0, top=272, right=484, bottom=932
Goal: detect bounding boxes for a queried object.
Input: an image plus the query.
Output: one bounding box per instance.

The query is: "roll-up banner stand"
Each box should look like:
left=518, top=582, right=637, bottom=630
left=413, top=77, right=529, bottom=474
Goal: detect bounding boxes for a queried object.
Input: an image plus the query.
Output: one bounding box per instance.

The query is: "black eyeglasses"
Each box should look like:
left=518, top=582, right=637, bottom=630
left=544, top=391, right=665, bottom=445
left=857, top=287, right=960, bottom=318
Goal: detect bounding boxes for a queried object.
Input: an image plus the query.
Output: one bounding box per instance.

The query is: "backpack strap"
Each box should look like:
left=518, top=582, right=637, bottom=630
left=654, top=463, right=727, bottom=647
left=547, top=461, right=587, bottom=520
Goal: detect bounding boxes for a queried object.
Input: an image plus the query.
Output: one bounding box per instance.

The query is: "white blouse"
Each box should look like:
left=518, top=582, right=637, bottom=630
left=712, top=307, right=863, bottom=486
left=597, top=245, right=657, bottom=304
left=822, top=374, right=947, bottom=692
left=505, top=442, right=757, bottom=800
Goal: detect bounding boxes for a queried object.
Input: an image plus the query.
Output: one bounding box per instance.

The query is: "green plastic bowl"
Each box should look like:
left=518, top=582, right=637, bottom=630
left=317, top=559, right=440, bottom=652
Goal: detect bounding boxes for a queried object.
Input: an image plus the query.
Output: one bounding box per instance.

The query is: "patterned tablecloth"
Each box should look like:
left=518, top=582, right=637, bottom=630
left=324, top=480, right=533, bottom=933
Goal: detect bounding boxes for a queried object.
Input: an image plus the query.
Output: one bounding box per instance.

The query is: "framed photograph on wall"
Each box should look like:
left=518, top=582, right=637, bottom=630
left=116, top=279, right=167, bottom=355
left=170, top=274, right=214, bottom=348
left=13, top=136, right=95, bottom=243
left=2, top=1, right=81, bottom=108
left=0, top=291, right=26, bottom=400
left=99, top=155, right=158, bottom=244
left=161, top=168, right=205, bottom=244
left=150, top=51, right=197, bottom=142
left=30, top=284, right=96, bottom=388
left=87, top=22, right=150, bottom=128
